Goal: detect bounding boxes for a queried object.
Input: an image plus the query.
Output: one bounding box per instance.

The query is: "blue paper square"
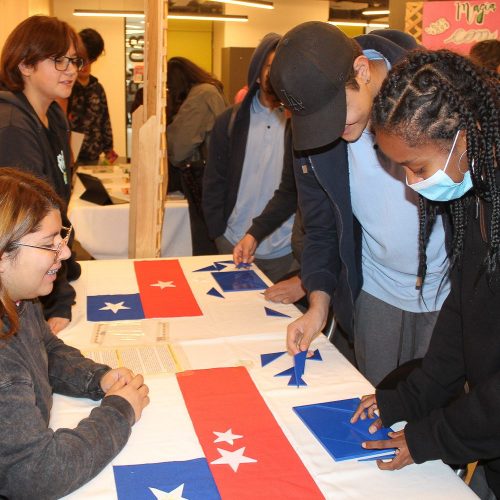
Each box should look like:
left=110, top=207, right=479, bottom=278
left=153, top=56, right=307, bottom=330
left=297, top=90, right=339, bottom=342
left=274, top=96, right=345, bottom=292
left=293, top=397, right=395, bottom=461
left=87, top=294, right=145, bottom=321
left=113, top=459, right=220, bottom=499
left=211, top=270, right=267, bottom=292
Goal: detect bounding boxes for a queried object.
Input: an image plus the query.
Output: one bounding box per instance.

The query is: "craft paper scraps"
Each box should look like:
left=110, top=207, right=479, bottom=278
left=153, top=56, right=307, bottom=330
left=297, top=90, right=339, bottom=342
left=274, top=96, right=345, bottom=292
left=177, top=367, right=323, bottom=499
left=207, top=287, right=224, bottom=298
left=264, top=307, right=291, bottom=318
left=260, top=351, right=286, bottom=367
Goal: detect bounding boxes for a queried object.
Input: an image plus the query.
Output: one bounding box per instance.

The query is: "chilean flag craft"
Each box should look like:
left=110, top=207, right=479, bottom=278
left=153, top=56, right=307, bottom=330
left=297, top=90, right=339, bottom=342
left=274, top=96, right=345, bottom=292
left=87, top=259, right=202, bottom=321
left=176, top=367, right=323, bottom=499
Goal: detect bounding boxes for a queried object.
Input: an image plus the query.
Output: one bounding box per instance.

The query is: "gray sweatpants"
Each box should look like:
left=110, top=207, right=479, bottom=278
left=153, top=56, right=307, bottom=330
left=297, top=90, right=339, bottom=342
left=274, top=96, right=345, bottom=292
left=354, top=290, right=440, bottom=386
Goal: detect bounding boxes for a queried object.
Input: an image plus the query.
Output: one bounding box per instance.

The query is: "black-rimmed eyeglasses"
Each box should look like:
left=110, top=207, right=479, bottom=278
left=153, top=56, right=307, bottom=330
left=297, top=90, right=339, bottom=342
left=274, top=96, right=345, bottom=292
left=51, top=56, right=84, bottom=72
left=14, top=225, right=73, bottom=262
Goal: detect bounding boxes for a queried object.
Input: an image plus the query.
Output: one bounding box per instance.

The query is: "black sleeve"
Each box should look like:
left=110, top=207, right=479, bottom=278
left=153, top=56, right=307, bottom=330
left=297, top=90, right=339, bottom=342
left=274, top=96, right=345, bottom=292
left=377, top=275, right=500, bottom=465
left=202, top=108, right=233, bottom=240
left=247, top=122, right=298, bottom=243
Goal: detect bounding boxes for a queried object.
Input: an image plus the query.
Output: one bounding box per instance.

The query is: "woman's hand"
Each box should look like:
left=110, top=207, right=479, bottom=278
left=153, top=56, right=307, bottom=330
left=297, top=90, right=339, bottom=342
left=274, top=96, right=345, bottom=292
left=351, top=394, right=381, bottom=432
left=105, top=373, right=150, bottom=423
left=362, top=430, right=414, bottom=470
left=100, top=367, right=134, bottom=393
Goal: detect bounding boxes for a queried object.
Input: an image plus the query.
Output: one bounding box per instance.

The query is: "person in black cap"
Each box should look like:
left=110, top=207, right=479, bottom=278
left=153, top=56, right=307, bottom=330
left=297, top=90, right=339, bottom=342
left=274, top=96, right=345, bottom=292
left=269, top=22, right=450, bottom=386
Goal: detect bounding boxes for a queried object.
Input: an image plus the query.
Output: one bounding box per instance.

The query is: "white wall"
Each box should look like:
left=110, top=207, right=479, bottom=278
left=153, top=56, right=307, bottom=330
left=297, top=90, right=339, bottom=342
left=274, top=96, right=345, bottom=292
left=213, top=0, right=329, bottom=78
left=53, top=0, right=143, bottom=158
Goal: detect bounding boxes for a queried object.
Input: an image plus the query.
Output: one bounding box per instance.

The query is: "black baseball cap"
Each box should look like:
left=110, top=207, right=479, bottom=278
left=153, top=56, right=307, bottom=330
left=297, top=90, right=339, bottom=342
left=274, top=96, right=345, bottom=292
left=270, top=22, right=356, bottom=151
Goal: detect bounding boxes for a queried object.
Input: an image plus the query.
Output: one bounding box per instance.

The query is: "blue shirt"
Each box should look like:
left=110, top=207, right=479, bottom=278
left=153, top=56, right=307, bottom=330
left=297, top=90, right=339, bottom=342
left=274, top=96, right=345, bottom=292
left=348, top=129, right=450, bottom=312
left=225, top=92, right=294, bottom=259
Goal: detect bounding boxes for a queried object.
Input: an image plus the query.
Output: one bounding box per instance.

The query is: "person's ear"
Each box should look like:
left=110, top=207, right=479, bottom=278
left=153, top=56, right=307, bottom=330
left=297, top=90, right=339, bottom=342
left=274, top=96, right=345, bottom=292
left=18, top=61, right=34, bottom=77
left=353, top=55, right=371, bottom=85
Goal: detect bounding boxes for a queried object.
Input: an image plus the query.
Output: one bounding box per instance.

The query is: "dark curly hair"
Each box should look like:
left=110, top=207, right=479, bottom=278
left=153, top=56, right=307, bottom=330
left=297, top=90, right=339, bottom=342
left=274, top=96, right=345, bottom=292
left=372, top=49, right=499, bottom=283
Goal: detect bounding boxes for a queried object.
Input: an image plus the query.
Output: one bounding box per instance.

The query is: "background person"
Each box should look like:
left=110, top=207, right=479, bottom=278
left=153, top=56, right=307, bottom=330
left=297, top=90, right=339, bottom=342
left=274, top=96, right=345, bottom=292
left=469, top=39, right=500, bottom=73
left=0, top=15, right=83, bottom=333
left=0, top=168, right=149, bottom=498
left=167, top=57, right=227, bottom=255
left=352, top=49, right=500, bottom=500
left=68, top=28, right=118, bottom=165
left=203, top=33, right=298, bottom=283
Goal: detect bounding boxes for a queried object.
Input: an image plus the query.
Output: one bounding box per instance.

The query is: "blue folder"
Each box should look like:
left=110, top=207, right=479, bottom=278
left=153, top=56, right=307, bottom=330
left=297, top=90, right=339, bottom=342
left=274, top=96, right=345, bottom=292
left=293, top=397, right=395, bottom=461
left=211, top=270, right=267, bottom=292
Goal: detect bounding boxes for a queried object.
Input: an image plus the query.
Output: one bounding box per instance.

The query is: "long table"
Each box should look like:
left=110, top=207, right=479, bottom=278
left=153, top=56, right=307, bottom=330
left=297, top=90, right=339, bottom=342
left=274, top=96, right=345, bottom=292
left=68, top=165, right=192, bottom=259
left=57, top=256, right=476, bottom=499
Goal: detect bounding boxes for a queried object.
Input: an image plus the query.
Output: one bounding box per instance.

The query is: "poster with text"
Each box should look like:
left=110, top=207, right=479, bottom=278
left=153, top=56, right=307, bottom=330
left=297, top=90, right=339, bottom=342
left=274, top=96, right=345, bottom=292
left=422, top=1, right=498, bottom=55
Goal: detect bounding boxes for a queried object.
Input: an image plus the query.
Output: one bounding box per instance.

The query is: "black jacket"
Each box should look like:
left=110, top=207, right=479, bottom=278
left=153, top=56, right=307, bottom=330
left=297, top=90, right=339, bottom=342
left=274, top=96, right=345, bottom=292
left=377, top=192, right=500, bottom=497
left=202, top=33, right=284, bottom=241
left=0, top=91, right=80, bottom=320
left=275, top=32, right=412, bottom=338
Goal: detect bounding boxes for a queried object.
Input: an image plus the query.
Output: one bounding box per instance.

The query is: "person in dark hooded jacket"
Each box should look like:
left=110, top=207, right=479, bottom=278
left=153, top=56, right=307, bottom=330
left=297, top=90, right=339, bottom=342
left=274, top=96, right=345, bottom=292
left=203, top=33, right=298, bottom=284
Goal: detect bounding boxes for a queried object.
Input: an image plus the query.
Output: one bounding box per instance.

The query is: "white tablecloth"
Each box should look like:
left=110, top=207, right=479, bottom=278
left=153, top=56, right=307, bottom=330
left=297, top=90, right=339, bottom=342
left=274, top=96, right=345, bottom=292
left=68, top=166, right=192, bottom=259
left=56, top=256, right=476, bottom=500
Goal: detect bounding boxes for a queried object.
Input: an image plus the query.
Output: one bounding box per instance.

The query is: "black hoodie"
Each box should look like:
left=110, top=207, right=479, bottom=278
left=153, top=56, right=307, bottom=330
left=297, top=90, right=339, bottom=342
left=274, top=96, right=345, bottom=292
left=0, top=90, right=80, bottom=321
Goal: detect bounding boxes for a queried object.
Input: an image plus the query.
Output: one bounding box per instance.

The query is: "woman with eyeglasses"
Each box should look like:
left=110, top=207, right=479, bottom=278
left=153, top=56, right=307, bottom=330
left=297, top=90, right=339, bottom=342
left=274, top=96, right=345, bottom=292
left=0, top=168, right=150, bottom=498
left=0, top=15, right=85, bottom=334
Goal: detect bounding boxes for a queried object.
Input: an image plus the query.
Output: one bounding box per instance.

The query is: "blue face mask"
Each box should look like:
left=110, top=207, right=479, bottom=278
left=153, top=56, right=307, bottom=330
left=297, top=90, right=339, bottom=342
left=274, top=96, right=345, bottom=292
left=406, top=131, right=473, bottom=202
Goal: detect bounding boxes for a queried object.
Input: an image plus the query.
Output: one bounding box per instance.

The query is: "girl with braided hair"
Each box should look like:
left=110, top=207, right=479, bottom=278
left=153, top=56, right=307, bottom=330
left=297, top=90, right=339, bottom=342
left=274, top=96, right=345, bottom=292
left=352, top=49, right=500, bottom=497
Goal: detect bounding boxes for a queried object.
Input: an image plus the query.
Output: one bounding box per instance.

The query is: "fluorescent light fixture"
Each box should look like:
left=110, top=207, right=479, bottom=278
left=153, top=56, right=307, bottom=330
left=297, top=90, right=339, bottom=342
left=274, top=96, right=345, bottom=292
left=74, top=9, right=248, bottom=22
left=167, top=13, right=248, bottom=22
left=208, top=0, right=274, bottom=9
left=73, top=9, right=145, bottom=18
left=328, top=20, right=390, bottom=28
left=362, top=9, right=390, bottom=16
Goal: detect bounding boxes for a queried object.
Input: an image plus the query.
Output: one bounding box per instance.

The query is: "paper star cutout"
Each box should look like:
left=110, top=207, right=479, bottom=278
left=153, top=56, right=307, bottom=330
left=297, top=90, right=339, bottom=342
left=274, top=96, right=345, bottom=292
left=149, top=484, right=187, bottom=500
left=213, top=428, right=243, bottom=445
left=151, top=280, right=176, bottom=289
left=211, top=447, right=257, bottom=472
left=99, top=301, right=130, bottom=314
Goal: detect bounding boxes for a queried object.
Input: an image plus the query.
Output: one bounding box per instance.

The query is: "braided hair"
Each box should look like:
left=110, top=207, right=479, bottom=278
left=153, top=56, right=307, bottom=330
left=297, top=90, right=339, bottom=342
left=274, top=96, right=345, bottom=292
left=372, top=49, right=499, bottom=282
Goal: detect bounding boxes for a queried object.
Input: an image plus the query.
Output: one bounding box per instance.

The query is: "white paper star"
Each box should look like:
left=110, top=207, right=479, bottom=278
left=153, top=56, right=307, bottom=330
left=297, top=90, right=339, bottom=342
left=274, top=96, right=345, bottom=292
left=99, top=301, right=131, bottom=314
left=151, top=280, right=176, bottom=289
left=213, top=428, right=243, bottom=445
left=149, top=484, right=187, bottom=500
left=211, top=447, right=257, bottom=472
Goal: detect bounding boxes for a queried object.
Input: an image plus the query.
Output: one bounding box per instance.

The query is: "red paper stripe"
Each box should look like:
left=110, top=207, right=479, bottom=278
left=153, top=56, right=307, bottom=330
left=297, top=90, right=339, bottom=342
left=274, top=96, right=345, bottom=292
left=134, top=260, right=202, bottom=318
left=177, top=367, right=324, bottom=499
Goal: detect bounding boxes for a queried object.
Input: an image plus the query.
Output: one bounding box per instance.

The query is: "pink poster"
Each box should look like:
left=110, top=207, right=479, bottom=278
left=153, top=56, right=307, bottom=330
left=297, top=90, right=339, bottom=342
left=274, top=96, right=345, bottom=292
left=422, top=1, right=498, bottom=54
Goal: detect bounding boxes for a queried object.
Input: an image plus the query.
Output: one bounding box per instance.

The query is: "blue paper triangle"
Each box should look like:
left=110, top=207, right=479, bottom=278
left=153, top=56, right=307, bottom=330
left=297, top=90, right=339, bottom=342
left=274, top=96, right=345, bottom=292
left=264, top=307, right=291, bottom=318
left=288, top=372, right=307, bottom=386
left=308, top=349, right=322, bottom=361
left=207, top=287, right=224, bottom=298
left=236, top=262, right=252, bottom=269
left=261, top=351, right=286, bottom=367
left=274, top=366, right=294, bottom=377
left=213, top=262, right=227, bottom=271
left=194, top=265, right=218, bottom=272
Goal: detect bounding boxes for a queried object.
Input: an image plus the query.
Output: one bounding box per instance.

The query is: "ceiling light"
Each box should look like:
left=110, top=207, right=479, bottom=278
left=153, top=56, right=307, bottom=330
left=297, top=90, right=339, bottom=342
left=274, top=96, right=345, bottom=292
left=167, top=13, right=248, bottom=22
left=362, top=9, right=390, bottom=16
left=73, top=9, right=248, bottom=22
left=328, top=20, right=390, bottom=28
left=73, top=9, right=145, bottom=18
left=208, top=0, right=274, bottom=9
